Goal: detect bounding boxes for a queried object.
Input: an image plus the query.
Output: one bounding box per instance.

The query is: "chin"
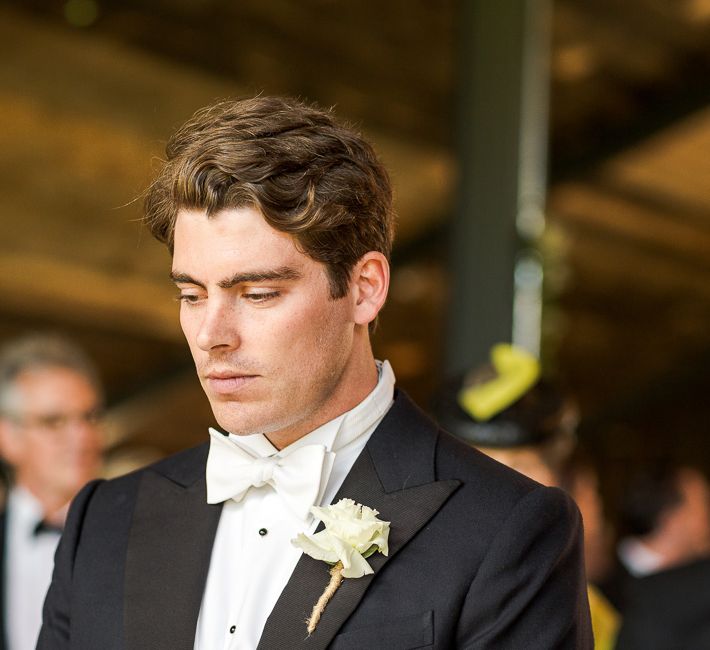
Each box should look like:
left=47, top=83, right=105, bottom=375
left=215, top=411, right=286, bottom=439
left=213, top=411, right=257, bottom=437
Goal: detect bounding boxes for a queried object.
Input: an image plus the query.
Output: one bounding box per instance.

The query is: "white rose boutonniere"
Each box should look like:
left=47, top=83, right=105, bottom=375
left=291, top=498, right=390, bottom=634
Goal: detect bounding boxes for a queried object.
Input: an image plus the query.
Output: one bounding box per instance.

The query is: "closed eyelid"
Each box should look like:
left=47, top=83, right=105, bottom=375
left=242, top=289, right=281, bottom=302
left=175, top=288, right=205, bottom=300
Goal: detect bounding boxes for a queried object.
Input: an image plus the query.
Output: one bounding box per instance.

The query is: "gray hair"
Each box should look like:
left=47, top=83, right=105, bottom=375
left=0, top=333, right=103, bottom=416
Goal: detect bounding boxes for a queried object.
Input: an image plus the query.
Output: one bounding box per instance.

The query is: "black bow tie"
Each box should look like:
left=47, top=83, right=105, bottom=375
left=33, top=520, right=63, bottom=537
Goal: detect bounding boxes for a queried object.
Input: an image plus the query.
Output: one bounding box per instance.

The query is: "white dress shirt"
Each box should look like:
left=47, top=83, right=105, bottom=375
left=194, top=360, right=395, bottom=650
left=4, top=487, right=62, bottom=650
left=617, top=537, right=665, bottom=577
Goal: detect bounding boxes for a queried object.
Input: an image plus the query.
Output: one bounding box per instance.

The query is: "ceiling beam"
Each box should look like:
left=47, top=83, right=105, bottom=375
left=0, top=252, right=181, bottom=340
left=550, top=182, right=710, bottom=269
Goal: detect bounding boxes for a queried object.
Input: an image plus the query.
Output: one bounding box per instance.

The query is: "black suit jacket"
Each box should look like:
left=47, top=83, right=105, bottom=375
left=613, top=556, right=710, bottom=650
left=38, top=391, right=592, bottom=649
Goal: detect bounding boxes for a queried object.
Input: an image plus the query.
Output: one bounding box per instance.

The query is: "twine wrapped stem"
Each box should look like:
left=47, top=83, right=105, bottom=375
left=306, top=561, right=344, bottom=635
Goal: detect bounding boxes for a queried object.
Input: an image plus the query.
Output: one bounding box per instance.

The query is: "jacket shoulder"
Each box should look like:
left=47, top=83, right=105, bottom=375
left=435, top=427, right=539, bottom=496
left=432, top=426, right=581, bottom=551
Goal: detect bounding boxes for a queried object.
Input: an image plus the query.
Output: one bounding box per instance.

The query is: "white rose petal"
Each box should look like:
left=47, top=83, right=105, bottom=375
left=291, top=532, right=339, bottom=563
left=358, top=504, right=381, bottom=519
left=367, top=524, right=390, bottom=556
left=330, top=534, right=374, bottom=578
left=326, top=518, right=376, bottom=546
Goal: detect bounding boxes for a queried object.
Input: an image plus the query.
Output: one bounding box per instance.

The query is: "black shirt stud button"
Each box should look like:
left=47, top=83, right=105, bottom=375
left=229, top=625, right=236, bottom=634
left=258, top=528, right=268, bottom=536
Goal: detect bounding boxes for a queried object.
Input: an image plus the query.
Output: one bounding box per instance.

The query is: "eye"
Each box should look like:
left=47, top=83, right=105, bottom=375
left=176, top=293, right=204, bottom=305
left=243, top=291, right=281, bottom=303
left=36, top=414, right=68, bottom=431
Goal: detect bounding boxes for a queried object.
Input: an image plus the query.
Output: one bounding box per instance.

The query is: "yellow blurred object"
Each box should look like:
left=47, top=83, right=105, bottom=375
left=587, top=584, right=620, bottom=650
left=458, top=344, right=540, bottom=421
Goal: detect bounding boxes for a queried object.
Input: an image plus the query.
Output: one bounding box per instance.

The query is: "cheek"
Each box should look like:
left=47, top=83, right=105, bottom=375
left=265, top=311, right=317, bottom=365
left=180, top=311, right=207, bottom=359
left=264, top=300, right=319, bottom=342
left=23, top=438, right=56, bottom=470
left=254, top=314, right=331, bottom=384
left=179, top=309, right=198, bottom=343
left=288, top=302, right=348, bottom=357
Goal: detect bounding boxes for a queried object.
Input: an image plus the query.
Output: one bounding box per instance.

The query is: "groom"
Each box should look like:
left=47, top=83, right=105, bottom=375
left=38, top=96, right=592, bottom=649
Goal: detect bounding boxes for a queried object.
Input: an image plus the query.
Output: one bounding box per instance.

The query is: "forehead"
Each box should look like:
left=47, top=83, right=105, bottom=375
left=173, top=207, right=305, bottom=269
left=12, top=366, right=98, bottom=412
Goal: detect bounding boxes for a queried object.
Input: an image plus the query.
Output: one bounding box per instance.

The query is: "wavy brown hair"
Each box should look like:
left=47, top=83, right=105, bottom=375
left=143, top=96, right=395, bottom=299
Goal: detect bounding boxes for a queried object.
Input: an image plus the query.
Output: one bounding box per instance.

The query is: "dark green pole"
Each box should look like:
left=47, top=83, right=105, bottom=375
left=446, top=0, right=550, bottom=373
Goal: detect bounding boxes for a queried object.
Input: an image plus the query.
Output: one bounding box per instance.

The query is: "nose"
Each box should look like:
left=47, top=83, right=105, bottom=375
left=195, top=296, right=241, bottom=352
left=64, top=415, right=103, bottom=456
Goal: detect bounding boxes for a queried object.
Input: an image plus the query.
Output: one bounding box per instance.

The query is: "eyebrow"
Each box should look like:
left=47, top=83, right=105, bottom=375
left=170, top=266, right=302, bottom=289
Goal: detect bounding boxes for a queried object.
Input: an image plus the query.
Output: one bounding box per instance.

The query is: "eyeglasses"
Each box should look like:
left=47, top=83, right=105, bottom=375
left=4, top=408, right=103, bottom=432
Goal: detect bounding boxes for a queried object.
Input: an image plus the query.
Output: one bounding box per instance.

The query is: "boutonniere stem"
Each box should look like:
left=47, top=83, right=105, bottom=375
left=291, top=499, right=390, bottom=635
left=307, top=561, right=344, bottom=634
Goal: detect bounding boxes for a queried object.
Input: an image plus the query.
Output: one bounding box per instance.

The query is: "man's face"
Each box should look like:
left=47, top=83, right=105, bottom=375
left=0, top=367, right=103, bottom=505
left=172, top=207, right=359, bottom=449
left=676, top=468, right=710, bottom=556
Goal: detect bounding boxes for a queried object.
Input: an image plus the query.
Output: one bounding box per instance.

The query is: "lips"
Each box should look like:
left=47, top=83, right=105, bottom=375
left=204, top=372, right=258, bottom=395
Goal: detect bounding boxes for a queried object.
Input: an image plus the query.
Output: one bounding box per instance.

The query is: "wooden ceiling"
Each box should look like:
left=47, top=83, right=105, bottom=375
left=1, top=1, right=709, bottom=458
left=548, top=0, right=710, bottom=451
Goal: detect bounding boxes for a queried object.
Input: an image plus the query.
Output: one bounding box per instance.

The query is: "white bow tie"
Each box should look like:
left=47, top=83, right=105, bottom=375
left=206, top=428, right=329, bottom=520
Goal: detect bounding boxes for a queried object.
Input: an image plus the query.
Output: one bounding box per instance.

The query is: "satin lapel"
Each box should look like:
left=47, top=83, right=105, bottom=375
left=124, top=468, right=222, bottom=650
left=258, top=411, right=460, bottom=650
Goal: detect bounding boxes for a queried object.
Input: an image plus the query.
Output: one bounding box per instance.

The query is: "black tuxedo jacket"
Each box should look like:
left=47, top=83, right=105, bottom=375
left=38, top=392, right=592, bottom=649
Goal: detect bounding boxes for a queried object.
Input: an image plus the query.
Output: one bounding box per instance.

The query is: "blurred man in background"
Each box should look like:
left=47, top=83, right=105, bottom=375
left=0, top=334, right=103, bottom=650
left=607, top=459, right=710, bottom=649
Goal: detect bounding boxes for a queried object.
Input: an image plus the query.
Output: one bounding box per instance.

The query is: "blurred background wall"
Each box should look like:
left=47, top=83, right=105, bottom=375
left=1, top=0, right=709, bottom=505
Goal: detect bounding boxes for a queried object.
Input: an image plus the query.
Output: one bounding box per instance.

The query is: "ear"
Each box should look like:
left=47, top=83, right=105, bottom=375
left=350, top=252, right=390, bottom=326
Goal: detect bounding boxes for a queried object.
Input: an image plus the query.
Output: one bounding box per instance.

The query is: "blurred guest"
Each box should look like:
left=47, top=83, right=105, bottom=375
left=435, top=343, right=619, bottom=650
left=606, top=460, right=710, bottom=649
left=0, top=334, right=103, bottom=650
left=560, top=451, right=620, bottom=650
left=434, top=344, right=576, bottom=484
left=560, top=449, right=616, bottom=586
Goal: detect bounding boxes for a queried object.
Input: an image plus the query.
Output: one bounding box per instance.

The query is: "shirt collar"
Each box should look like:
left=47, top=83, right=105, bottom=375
left=7, top=486, right=45, bottom=536
left=618, top=536, right=666, bottom=577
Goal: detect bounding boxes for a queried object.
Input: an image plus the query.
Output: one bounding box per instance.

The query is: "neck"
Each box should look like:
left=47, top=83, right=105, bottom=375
left=16, top=476, right=71, bottom=524
left=638, top=529, right=703, bottom=572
